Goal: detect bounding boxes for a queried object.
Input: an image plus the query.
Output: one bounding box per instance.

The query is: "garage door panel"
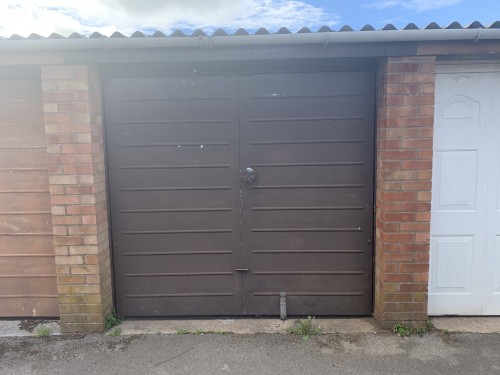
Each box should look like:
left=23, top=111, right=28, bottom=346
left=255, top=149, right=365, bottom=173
left=247, top=128, right=369, bottom=149
left=0, top=277, right=57, bottom=295
left=245, top=275, right=372, bottom=316
left=111, top=145, right=235, bottom=167
left=0, top=193, right=51, bottom=212
left=0, top=78, right=42, bottom=100
left=433, top=150, right=478, bottom=211
left=0, top=236, right=54, bottom=256
left=111, top=100, right=233, bottom=122
left=246, top=209, right=369, bottom=230
left=117, top=217, right=238, bottom=236
left=245, top=121, right=369, bottom=144
left=246, top=144, right=369, bottom=166
left=247, top=232, right=370, bottom=251
left=250, top=165, right=369, bottom=187
left=116, top=232, right=238, bottom=254
left=244, top=99, right=371, bottom=119
left=247, top=252, right=371, bottom=271
left=0, top=256, right=56, bottom=276
left=110, top=124, right=234, bottom=145
left=246, top=274, right=370, bottom=292
left=0, top=103, right=43, bottom=127
left=116, top=211, right=237, bottom=232
left=0, top=125, right=46, bottom=148
left=0, top=214, right=52, bottom=234
left=246, top=295, right=371, bottom=316
left=0, top=297, right=59, bottom=317
left=122, top=273, right=239, bottom=291
left=119, top=253, right=238, bottom=273
left=108, top=76, right=235, bottom=99
left=249, top=187, right=369, bottom=207
left=0, top=170, right=49, bottom=191
left=121, top=296, right=242, bottom=317
left=0, top=149, right=48, bottom=169
left=110, top=168, right=234, bottom=189
left=116, top=190, right=235, bottom=211
left=240, top=71, right=373, bottom=96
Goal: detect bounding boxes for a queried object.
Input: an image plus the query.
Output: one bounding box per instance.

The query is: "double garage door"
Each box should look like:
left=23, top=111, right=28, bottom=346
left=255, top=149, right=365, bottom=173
left=105, top=69, right=375, bottom=317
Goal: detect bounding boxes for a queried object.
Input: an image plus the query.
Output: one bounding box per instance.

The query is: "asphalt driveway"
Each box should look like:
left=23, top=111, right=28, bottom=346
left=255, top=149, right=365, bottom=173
left=1, top=330, right=500, bottom=375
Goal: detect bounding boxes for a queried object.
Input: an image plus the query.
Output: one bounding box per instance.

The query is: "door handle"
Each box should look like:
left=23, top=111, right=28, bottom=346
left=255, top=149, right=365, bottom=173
left=240, top=167, right=257, bottom=184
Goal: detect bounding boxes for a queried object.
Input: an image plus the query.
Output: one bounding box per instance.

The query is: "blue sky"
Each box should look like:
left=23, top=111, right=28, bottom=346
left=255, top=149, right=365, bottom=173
left=0, top=0, right=499, bottom=37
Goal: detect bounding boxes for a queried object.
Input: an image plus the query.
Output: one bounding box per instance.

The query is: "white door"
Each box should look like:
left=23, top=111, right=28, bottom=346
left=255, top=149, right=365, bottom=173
left=429, top=63, right=500, bottom=315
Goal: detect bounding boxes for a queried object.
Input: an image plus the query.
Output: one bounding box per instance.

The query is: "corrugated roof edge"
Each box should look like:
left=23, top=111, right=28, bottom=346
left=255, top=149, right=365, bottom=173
left=2, top=21, right=500, bottom=40
left=0, top=22, right=499, bottom=51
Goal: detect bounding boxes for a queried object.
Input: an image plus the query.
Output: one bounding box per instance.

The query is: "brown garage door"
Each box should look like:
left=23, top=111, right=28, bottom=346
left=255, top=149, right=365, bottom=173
left=0, top=66, right=58, bottom=317
left=105, top=69, right=374, bottom=317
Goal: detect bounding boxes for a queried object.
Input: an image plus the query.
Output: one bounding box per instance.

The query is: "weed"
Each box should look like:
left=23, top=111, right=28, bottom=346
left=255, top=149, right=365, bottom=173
left=441, top=329, right=450, bottom=335
left=287, top=316, right=323, bottom=340
left=177, top=329, right=191, bottom=335
left=426, top=319, right=434, bottom=331
left=207, top=330, right=226, bottom=335
left=35, top=325, right=52, bottom=338
left=393, top=323, right=412, bottom=337
left=413, top=327, right=427, bottom=335
left=104, top=308, right=122, bottom=330
left=108, top=328, right=121, bottom=337
left=393, top=319, right=434, bottom=337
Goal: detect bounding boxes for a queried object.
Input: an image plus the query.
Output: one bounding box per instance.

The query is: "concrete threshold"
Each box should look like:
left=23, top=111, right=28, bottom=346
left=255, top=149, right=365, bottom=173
left=117, top=317, right=378, bottom=335
left=0, top=319, right=60, bottom=337
left=432, top=317, right=500, bottom=333
left=3, top=316, right=500, bottom=337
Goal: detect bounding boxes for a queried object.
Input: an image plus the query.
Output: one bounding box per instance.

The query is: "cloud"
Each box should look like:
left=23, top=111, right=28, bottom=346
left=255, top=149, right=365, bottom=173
left=367, top=0, right=462, bottom=12
left=0, top=0, right=339, bottom=37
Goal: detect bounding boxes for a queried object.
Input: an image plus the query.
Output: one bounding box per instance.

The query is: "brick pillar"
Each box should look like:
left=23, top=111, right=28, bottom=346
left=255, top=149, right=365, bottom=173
left=374, top=56, right=436, bottom=328
left=41, top=65, right=112, bottom=332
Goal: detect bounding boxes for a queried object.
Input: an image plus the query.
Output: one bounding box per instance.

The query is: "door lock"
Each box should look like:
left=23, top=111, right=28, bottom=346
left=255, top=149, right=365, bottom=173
left=240, top=167, right=257, bottom=184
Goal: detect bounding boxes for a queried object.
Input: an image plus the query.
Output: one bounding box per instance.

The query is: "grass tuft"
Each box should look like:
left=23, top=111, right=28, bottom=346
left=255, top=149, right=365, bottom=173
left=35, top=325, right=52, bottom=338
left=108, top=328, right=121, bottom=337
left=104, top=308, right=122, bottom=330
left=287, top=316, right=323, bottom=341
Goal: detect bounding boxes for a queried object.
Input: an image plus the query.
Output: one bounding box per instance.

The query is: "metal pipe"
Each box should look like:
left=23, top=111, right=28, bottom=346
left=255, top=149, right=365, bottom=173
left=0, top=28, right=499, bottom=51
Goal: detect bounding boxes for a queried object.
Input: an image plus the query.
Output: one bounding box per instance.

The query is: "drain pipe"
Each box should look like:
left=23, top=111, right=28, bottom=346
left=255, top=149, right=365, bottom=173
left=0, top=28, right=499, bottom=51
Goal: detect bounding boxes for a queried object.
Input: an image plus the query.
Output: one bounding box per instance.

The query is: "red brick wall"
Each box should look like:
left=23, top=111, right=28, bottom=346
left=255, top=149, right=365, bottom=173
left=41, top=65, right=112, bottom=332
left=374, top=56, right=436, bottom=327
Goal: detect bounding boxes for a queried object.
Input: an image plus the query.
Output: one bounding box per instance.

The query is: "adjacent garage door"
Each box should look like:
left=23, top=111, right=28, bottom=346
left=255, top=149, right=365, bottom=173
left=0, top=67, right=58, bottom=317
left=429, top=63, right=500, bottom=315
left=105, top=68, right=375, bottom=317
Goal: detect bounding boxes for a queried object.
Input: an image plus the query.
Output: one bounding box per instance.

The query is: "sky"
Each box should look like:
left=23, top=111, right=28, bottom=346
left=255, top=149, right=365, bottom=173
left=0, top=0, right=499, bottom=38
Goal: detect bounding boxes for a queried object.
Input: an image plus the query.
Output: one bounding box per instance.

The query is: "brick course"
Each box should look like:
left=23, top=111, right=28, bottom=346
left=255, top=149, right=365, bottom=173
left=374, top=56, right=436, bottom=328
left=42, top=65, right=112, bottom=333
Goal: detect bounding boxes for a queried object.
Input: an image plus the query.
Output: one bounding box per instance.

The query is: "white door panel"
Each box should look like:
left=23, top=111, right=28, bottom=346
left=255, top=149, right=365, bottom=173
left=433, top=150, right=478, bottom=211
left=430, top=65, right=500, bottom=315
left=481, top=71, right=500, bottom=314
